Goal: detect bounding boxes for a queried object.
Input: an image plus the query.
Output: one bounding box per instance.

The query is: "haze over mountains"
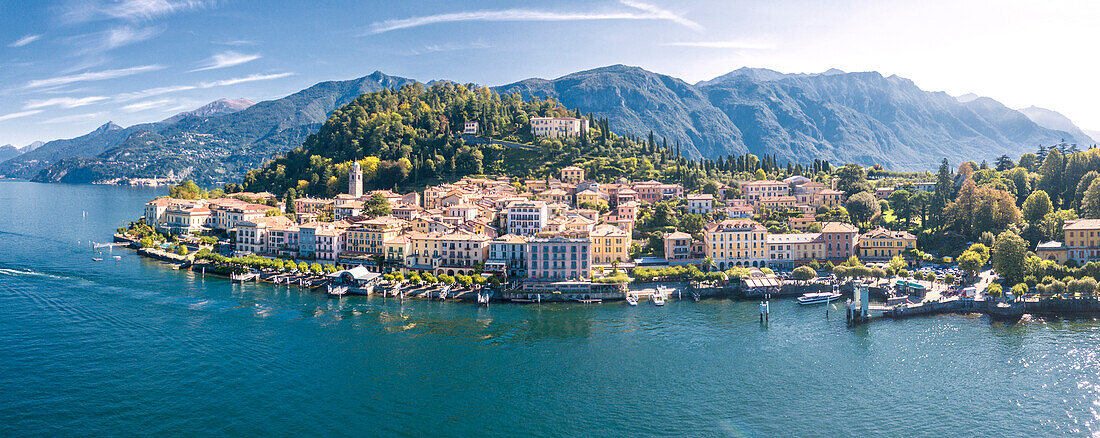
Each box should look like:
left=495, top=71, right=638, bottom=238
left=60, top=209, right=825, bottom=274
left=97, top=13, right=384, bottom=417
left=1, top=65, right=1092, bottom=184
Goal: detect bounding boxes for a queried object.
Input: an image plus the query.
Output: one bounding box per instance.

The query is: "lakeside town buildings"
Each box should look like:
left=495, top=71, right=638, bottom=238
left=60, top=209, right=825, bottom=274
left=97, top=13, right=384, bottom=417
left=143, top=162, right=942, bottom=290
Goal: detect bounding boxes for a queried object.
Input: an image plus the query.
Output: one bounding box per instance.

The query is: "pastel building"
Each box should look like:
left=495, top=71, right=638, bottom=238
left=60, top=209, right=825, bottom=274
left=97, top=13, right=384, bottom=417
left=704, top=218, right=769, bottom=269
left=504, top=200, right=549, bottom=237
left=526, top=235, right=591, bottom=282
left=530, top=117, right=589, bottom=138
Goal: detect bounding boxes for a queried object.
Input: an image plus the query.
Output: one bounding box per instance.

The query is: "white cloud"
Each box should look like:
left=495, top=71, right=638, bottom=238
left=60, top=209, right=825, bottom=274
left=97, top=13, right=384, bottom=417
left=191, top=51, right=261, bottom=72
left=115, top=84, right=198, bottom=101
left=199, top=72, right=294, bottom=87
left=9, top=34, right=42, bottom=48
left=112, top=72, right=292, bottom=103
left=663, top=40, right=775, bottom=50
left=25, top=64, right=163, bottom=89
left=70, top=25, right=163, bottom=55
left=0, top=110, right=44, bottom=122
left=42, top=112, right=104, bottom=124
left=63, top=0, right=212, bottom=23
left=410, top=41, right=491, bottom=55
left=122, top=98, right=174, bottom=112
left=25, top=96, right=110, bottom=109
left=363, top=0, right=701, bottom=35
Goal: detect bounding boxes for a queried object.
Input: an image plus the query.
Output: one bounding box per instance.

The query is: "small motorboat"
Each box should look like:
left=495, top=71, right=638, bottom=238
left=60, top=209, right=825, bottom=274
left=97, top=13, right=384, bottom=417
left=626, top=294, right=639, bottom=306
left=653, top=293, right=666, bottom=306
left=113, top=255, right=122, bottom=260
left=797, top=292, right=842, bottom=305
left=92, top=258, right=103, bottom=262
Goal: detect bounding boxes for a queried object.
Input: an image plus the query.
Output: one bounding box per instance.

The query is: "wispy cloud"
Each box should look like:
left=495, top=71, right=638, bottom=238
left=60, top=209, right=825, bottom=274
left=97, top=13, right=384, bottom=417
left=9, top=34, right=42, bottom=48
left=25, top=64, right=163, bottom=89
left=0, top=110, right=43, bottom=122
left=199, top=72, right=294, bottom=87
left=122, top=98, right=174, bottom=112
left=363, top=0, right=701, bottom=35
left=69, top=25, right=163, bottom=56
left=42, top=112, right=104, bottom=124
left=115, top=84, right=198, bottom=101
left=113, top=72, right=293, bottom=102
left=409, top=41, right=490, bottom=55
left=663, top=40, right=774, bottom=50
left=63, top=0, right=212, bottom=23
left=25, top=96, right=110, bottom=109
left=191, top=51, right=261, bottom=72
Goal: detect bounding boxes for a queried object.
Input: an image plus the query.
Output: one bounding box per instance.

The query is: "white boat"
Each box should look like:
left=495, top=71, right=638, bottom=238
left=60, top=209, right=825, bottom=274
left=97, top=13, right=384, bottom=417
left=797, top=292, right=842, bottom=305
left=652, top=293, right=666, bottom=306
left=626, top=294, right=639, bottom=306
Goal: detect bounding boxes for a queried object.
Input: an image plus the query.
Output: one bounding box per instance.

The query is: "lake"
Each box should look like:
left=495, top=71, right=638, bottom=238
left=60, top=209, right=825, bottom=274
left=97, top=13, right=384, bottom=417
left=0, top=180, right=1097, bottom=436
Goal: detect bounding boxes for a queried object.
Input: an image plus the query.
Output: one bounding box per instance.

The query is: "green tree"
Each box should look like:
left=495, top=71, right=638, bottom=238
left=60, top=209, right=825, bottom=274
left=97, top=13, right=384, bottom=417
left=846, top=191, right=880, bottom=228
left=992, top=231, right=1029, bottom=284
left=1021, top=190, right=1053, bottom=225
left=888, top=189, right=912, bottom=226
left=1037, top=148, right=1065, bottom=207
left=836, top=164, right=872, bottom=196
left=365, top=193, right=391, bottom=217
left=792, top=266, right=816, bottom=283
left=1082, top=178, right=1100, bottom=218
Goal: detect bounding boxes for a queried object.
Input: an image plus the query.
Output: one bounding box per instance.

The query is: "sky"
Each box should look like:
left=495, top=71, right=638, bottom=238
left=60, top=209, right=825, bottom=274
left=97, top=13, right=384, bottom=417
left=2, top=0, right=1100, bottom=147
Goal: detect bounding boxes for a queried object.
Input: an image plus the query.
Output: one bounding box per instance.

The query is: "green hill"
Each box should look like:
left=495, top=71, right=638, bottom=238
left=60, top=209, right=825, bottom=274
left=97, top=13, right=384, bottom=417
left=241, top=82, right=694, bottom=197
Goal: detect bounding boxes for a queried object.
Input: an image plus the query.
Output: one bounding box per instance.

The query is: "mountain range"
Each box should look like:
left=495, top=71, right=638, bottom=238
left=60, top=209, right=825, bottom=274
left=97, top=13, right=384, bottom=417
left=2, top=65, right=1093, bottom=183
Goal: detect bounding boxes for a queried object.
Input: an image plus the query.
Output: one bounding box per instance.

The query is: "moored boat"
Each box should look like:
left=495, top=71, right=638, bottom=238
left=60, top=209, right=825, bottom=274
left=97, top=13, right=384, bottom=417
left=653, top=293, right=666, bottom=306
left=797, top=292, right=842, bottom=305
left=626, top=294, right=639, bottom=306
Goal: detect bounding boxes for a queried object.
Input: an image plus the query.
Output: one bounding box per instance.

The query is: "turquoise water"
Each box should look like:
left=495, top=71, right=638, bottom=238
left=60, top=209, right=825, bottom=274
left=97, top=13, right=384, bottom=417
left=0, top=180, right=1098, bottom=436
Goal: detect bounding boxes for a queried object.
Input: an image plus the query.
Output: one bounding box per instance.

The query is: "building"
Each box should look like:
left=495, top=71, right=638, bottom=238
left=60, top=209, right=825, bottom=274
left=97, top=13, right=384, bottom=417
left=526, top=234, right=591, bottom=282
left=560, top=166, right=584, bottom=183
left=704, top=218, right=769, bottom=269
left=821, top=222, right=860, bottom=260
left=345, top=216, right=406, bottom=255
left=542, top=214, right=596, bottom=234
left=755, top=196, right=797, bottom=212
left=406, top=232, right=490, bottom=276
left=787, top=215, right=817, bottom=231
left=314, top=226, right=347, bottom=261
left=349, top=161, right=363, bottom=198
left=858, top=227, right=916, bottom=260
left=791, top=181, right=825, bottom=205
left=504, top=200, right=548, bottom=237
left=463, top=121, right=478, bottom=135
left=875, top=187, right=895, bottom=199
left=383, top=235, right=413, bottom=270
left=664, top=231, right=694, bottom=261
left=530, top=117, right=589, bottom=138
left=143, top=197, right=174, bottom=226
left=267, top=222, right=300, bottom=257
left=590, top=224, right=631, bottom=265
left=334, top=201, right=363, bottom=220
left=486, top=234, right=528, bottom=279
left=816, top=189, right=844, bottom=208
left=575, top=188, right=601, bottom=207
left=164, top=205, right=212, bottom=234
left=1035, top=241, right=1068, bottom=264
left=294, top=197, right=334, bottom=217
left=235, top=215, right=295, bottom=256
left=1062, top=219, right=1100, bottom=264
left=631, top=181, right=684, bottom=204
left=740, top=180, right=789, bottom=203
left=536, top=188, right=570, bottom=205
left=767, top=233, right=825, bottom=270
left=686, top=194, right=714, bottom=215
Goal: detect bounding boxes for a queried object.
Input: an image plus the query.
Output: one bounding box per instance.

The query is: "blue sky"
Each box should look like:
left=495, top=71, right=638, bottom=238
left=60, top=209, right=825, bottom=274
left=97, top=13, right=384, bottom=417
left=2, top=0, right=1099, bottom=146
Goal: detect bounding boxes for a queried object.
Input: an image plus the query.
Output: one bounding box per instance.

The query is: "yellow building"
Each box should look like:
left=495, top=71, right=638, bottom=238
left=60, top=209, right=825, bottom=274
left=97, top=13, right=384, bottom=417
left=857, top=227, right=916, bottom=260
left=704, top=218, right=769, bottom=269
left=560, top=166, right=585, bottom=183
left=345, top=216, right=406, bottom=255
left=1063, top=219, right=1100, bottom=263
left=575, top=188, right=601, bottom=207
left=590, top=224, right=631, bottom=265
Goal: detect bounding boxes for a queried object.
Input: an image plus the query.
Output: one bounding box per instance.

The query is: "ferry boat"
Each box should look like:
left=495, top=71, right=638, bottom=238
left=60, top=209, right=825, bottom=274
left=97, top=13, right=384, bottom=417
left=797, top=291, right=842, bottom=305
left=626, top=294, right=639, bottom=306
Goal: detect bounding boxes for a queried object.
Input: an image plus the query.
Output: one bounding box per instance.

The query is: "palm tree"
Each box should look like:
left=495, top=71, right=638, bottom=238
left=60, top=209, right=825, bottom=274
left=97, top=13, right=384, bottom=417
left=701, top=256, right=716, bottom=273
left=372, top=254, right=386, bottom=273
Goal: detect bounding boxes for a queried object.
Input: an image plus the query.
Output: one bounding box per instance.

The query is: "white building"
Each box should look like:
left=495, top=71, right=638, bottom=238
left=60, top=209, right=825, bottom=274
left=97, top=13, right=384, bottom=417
left=463, top=121, right=478, bottom=135
left=686, top=194, right=714, bottom=215
left=530, top=117, right=589, bottom=138
left=349, top=161, right=363, bottom=198
left=503, top=200, right=549, bottom=237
